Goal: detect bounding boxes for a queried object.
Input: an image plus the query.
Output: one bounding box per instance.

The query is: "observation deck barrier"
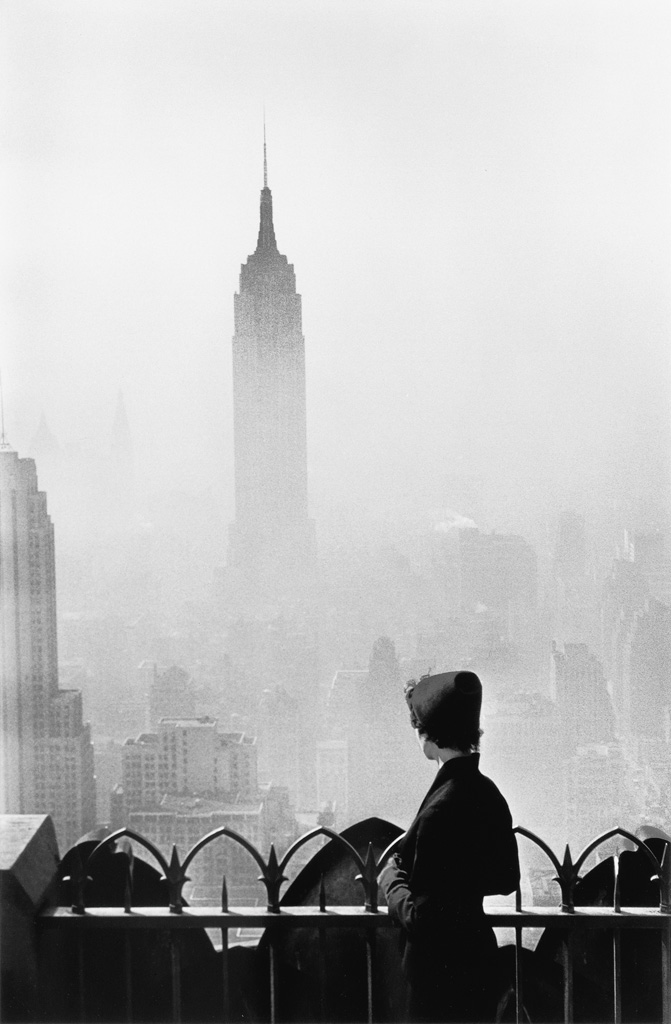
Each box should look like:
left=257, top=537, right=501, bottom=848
left=2, top=815, right=670, bottom=1023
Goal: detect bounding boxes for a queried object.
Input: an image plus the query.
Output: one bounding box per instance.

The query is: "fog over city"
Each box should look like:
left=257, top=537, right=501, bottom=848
left=2, top=0, right=670, bottom=865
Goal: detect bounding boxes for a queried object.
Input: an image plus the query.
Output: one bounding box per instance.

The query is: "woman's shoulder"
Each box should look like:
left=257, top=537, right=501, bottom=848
left=476, top=768, right=513, bottom=803
left=426, top=763, right=512, bottom=811
left=417, top=777, right=464, bottom=819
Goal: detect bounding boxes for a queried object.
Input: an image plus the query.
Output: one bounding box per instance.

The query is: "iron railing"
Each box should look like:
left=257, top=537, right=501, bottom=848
left=38, top=823, right=671, bottom=1024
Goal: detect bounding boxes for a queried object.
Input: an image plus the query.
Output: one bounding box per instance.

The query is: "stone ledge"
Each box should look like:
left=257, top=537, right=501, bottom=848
left=1, top=815, right=61, bottom=1022
left=0, top=815, right=60, bottom=909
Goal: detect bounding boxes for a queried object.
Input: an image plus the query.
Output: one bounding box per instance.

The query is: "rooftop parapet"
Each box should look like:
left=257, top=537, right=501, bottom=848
left=0, top=815, right=59, bottom=1022
left=2, top=815, right=671, bottom=1023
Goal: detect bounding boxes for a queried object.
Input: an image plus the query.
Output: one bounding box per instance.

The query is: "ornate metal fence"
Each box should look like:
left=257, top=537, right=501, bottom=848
left=39, top=823, right=671, bottom=1024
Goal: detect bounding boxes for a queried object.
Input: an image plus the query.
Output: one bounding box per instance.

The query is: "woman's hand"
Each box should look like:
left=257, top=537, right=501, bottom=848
left=378, top=853, right=408, bottom=897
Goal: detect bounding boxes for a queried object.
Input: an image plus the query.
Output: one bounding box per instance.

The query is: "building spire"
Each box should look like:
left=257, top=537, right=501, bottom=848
left=255, top=117, right=278, bottom=253
left=111, top=389, right=133, bottom=457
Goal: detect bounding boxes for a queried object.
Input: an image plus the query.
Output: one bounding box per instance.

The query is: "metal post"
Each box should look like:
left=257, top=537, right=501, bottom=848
left=318, top=926, right=327, bottom=1023
left=77, top=934, right=86, bottom=1023
left=318, top=872, right=327, bottom=1021
left=269, top=934, right=278, bottom=1024
left=365, top=930, right=375, bottom=1024
left=611, top=853, right=622, bottom=1024
left=661, top=841, right=671, bottom=1024
left=170, top=935, right=181, bottom=1024
left=562, top=931, right=574, bottom=1024
left=662, top=917, right=671, bottom=1024
left=221, top=928, right=230, bottom=1021
left=514, top=925, right=524, bottom=1024
left=612, top=930, right=622, bottom=1024
left=124, top=932, right=133, bottom=1023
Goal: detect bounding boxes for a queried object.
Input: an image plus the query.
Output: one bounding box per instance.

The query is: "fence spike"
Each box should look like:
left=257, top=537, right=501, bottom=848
left=660, top=841, right=671, bottom=914
left=62, top=845, right=91, bottom=915
left=160, top=844, right=190, bottom=913
left=363, top=843, right=378, bottom=913
left=554, top=843, right=576, bottom=913
left=319, top=873, right=326, bottom=912
left=613, top=853, right=621, bottom=914
left=259, top=843, right=287, bottom=913
left=123, top=868, right=133, bottom=914
left=221, top=875, right=229, bottom=913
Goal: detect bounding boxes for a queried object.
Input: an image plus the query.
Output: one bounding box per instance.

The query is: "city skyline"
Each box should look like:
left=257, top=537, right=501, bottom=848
left=1, top=10, right=669, bottom=1021
left=2, top=1, right=669, bottom=542
left=0, top=0, right=669, bottom=858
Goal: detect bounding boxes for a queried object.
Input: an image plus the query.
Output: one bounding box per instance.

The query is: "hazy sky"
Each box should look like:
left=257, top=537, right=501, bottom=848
left=2, top=0, right=669, bottom=533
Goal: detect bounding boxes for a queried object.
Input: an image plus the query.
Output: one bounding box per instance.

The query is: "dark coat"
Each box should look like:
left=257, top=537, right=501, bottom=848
left=379, top=753, right=520, bottom=1023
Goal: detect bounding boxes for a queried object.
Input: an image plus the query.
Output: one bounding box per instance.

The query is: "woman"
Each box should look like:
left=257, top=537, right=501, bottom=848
left=379, top=670, right=520, bottom=1023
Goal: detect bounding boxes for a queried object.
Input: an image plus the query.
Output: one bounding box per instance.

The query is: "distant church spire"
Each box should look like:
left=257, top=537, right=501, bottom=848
left=31, top=412, right=59, bottom=461
left=111, top=389, right=133, bottom=458
left=0, top=370, right=13, bottom=451
left=256, top=122, right=277, bottom=253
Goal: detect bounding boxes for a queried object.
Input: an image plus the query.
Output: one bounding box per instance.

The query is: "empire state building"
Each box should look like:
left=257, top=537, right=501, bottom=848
left=228, top=145, right=316, bottom=603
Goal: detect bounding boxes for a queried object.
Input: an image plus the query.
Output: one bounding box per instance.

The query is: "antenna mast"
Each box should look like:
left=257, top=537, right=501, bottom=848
left=263, top=112, right=268, bottom=188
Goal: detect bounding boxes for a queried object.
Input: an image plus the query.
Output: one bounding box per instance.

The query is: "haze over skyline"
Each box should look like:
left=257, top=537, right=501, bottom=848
left=2, top=0, right=669, bottom=543
left=2, top=2, right=671, bottom=894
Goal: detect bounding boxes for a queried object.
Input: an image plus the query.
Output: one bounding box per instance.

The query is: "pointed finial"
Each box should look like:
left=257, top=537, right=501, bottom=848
left=554, top=843, right=576, bottom=913
left=263, top=112, right=268, bottom=188
left=260, top=843, right=287, bottom=912
left=161, top=844, right=190, bottom=913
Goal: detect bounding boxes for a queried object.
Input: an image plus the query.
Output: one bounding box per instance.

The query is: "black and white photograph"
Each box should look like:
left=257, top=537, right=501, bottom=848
left=1, top=2, right=669, bottom=1022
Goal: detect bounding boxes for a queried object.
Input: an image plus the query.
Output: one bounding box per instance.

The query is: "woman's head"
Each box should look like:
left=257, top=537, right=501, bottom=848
left=404, top=670, right=483, bottom=753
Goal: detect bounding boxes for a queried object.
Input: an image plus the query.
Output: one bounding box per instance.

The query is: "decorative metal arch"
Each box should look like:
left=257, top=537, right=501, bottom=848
left=182, top=824, right=311, bottom=913
left=278, top=825, right=362, bottom=875
left=512, top=826, right=566, bottom=910
left=574, top=826, right=660, bottom=876
left=60, top=820, right=671, bottom=917
left=88, top=827, right=170, bottom=875
left=277, top=826, right=377, bottom=911
left=573, top=826, right=670, bottom=912
left=89, top=828, right=191, bottom=911
left=182, top=824, right=268, bottom=876
left=513, top=825, right=564, bottom=877
left=513, top=824, right=671, bottom=912
left=62, top=828, right=172, bottom=914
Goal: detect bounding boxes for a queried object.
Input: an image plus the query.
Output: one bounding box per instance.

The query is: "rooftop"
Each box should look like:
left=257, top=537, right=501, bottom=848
left=158, top=716, right=217, bottom=729
left=157, top=793, right=263, bottom=815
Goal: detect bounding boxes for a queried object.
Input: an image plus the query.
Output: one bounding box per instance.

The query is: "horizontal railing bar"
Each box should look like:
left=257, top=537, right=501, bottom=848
left=40, top=905, right=671, bottom=930
left=40, top=906, right=395, bottom=929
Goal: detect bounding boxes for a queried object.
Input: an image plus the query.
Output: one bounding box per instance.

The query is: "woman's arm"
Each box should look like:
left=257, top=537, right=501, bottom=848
left=379, top=807, right=464, bottom=938
left=378, top=853, right=416, bottom=932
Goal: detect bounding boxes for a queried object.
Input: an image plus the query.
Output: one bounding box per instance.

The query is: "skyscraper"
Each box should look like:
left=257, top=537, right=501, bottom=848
left=0, top=444, right=96, bottom=848
left=228, top=141, right=315, bottom=604
left=628, top=598, right=671, bottom=742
